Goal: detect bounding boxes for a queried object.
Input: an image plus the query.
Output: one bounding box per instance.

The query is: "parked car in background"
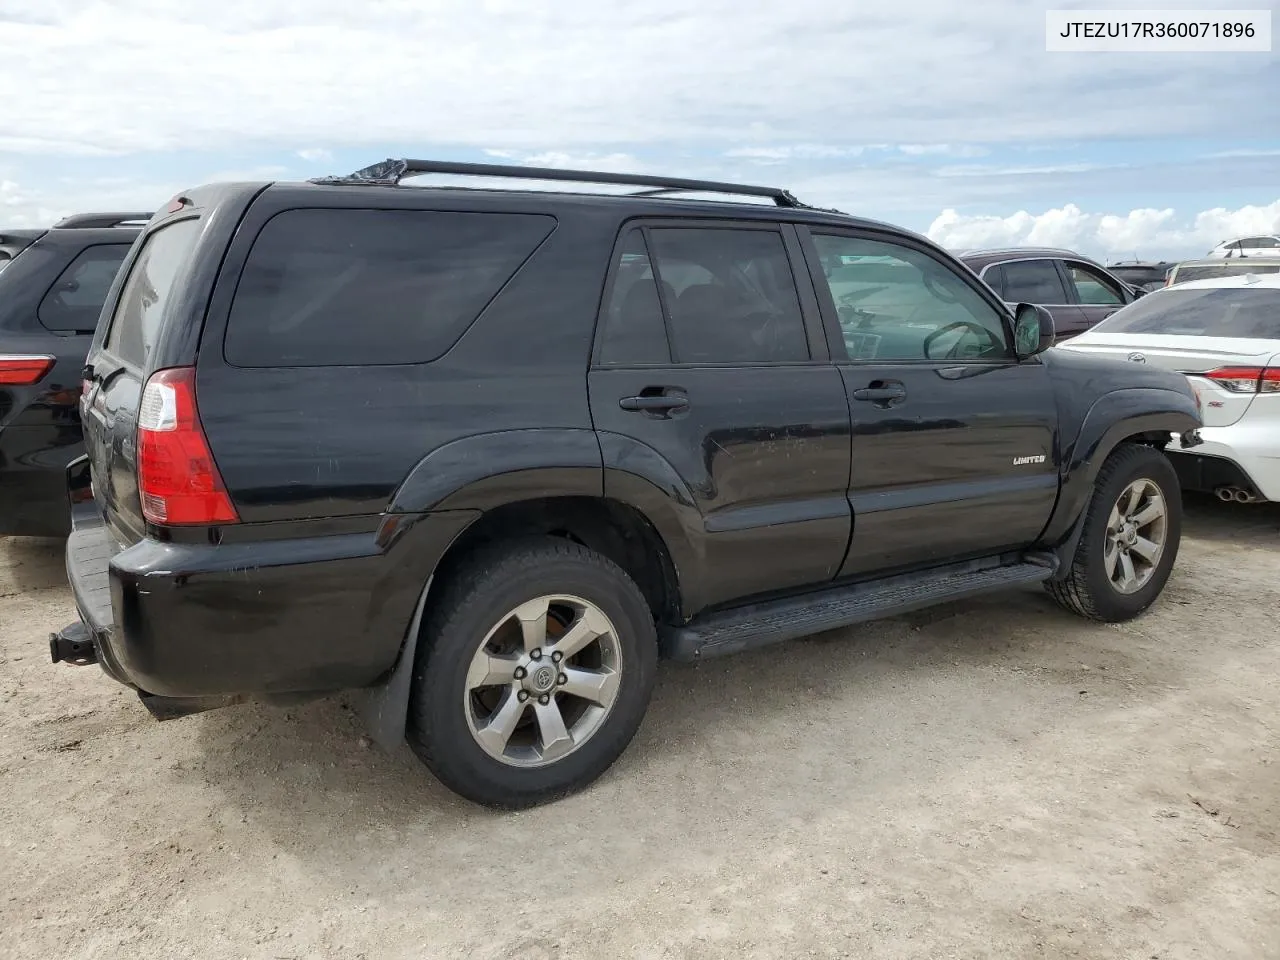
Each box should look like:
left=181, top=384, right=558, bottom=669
left=960, top=247, right=1142, bottom=340
left=1166, top=256, right=1280, bottom=286
left=1056, top=273, right=1280, bottom=504
left=1206, top=235, right=1280, bottom=258
left=0, top=213, right=148, bottom=537
left=54, top=159, right=1200, bottom=808
left=1108, top=260, right=1176, bottom=292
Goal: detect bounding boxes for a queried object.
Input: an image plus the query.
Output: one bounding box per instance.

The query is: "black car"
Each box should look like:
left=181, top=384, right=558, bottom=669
left=54, top=160, right=1201, bottom=807
left=959, top=247, right=1142, bottom=340
left=0, top=213, right=148, bottom=537
left=1108, top=260, right=1176, bottom=293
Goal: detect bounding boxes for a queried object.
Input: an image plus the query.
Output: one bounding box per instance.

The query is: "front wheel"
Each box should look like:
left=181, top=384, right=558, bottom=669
left=1046, top=443, right=1182, bottom=622
left=407, top=538, right=658, bottom=808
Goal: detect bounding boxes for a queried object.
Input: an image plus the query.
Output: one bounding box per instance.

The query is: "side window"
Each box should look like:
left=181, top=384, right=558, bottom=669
left=38, top=244, right=131, bottom=332
left=1251, top=237, right=1279, bottom=249
left=1067, top=263, right=1124, bottom=305
left=981, top=263, right=1005, bottom=297
left=1001, top=259, right=1069, bottom=304
left=225, top=209, right=556, bottom=367
left=597, top=230, right=671, bottom=365
left=810, top=234, right=1011, bottom=362
left=106, top=219, right=202, bottom=368
left=645, top=227, right=809, bottom=364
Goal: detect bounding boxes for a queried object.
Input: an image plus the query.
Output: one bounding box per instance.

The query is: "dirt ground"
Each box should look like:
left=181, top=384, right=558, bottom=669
left=1, top=495, right=1277, bottom=960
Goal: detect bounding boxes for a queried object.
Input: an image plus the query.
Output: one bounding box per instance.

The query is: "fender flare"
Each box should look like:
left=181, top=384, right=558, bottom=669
left=1041, top=386, right=1200, bottom=555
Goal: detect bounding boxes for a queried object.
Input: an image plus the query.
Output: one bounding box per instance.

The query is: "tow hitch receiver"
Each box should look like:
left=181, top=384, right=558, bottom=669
left=49, top=622, right=97, bottom=665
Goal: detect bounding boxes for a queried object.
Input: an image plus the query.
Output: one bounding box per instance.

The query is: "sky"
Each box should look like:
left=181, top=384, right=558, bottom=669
left=1, top=0, right=1278, bottom=262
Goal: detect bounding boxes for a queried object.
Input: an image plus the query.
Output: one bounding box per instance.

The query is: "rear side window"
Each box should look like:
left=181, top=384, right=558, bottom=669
left=38, top=244, right=131, bottom=332
left=106, top=219, right=202, bottom=368
left=645, top=227, right=809, bottom=363
left=1001, top=259, right=1069, bottom=304
left=597, top=230, right=671, bottom=365
left=224, top=209, right=555, bottom=367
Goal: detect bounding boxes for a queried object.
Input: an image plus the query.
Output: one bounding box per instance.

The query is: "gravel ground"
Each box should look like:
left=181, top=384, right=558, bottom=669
left=1, top=494, right=1277, bottom=960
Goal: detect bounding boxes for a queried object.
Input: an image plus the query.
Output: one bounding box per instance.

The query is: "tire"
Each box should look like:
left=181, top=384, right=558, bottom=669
left=1046, top=443, right=1182, bottom=622
left=407, top=537, right=658, bottom=809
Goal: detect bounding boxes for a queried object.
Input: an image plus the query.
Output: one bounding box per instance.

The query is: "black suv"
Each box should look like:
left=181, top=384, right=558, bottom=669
left=959, top=247, right=1142, bottom=341
left=54, top=161, right=1202, bottom=808
left=0, top=213, right=148, bottom=537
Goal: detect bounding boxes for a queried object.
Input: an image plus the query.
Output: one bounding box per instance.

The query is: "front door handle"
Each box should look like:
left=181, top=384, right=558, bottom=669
left=851, top=381, right=906, bottom=403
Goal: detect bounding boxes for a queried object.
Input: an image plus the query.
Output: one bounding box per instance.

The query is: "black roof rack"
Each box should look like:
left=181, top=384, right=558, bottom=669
left=53, top=212, right=153, bottom=229
left=310, top=158, right=809, bottom=208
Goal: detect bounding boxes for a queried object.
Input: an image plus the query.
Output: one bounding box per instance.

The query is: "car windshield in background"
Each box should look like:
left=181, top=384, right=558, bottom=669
left=1091, top=287, right=1280, bottom=339
left=1173, top=263, right=1280, bottom=283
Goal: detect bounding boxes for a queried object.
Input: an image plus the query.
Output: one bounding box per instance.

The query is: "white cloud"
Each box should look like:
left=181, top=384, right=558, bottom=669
left=897, top=144, right=988, bottom=158
left=927, top=200, right=1280, bottom=260
left=0, top=0, right=1272, bottom=158
left=296, top=148, right=333, bottom=163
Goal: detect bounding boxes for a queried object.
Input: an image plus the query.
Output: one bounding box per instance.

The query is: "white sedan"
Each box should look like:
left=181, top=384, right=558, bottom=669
left=1055, top=273, right=1280, bottom=504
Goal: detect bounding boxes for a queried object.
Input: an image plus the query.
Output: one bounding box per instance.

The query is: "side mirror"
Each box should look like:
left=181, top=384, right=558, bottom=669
left=1013, top=303, right=1055, bottom=358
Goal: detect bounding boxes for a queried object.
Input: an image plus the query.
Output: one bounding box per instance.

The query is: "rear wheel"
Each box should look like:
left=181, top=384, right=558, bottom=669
left=1047, top=443, right=1182, bottom=622
left=407, top=538, right=658, bottom=808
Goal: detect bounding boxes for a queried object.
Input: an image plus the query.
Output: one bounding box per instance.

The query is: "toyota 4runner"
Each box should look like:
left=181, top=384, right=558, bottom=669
left=53, top=159, right=1202, bottom=807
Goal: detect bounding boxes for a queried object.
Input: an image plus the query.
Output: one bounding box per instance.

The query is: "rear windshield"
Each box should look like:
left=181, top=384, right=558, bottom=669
left=1090, top=287, right=1280, bottom=339
left=105, top=218, right=202, bottom=368
left=1172, top=263, right=1280, bottom=284
left=223, top=208, right=556, bottom=367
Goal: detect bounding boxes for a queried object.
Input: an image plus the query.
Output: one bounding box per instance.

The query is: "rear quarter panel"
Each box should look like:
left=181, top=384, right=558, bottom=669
left=193, top=187, right=618, bottom=523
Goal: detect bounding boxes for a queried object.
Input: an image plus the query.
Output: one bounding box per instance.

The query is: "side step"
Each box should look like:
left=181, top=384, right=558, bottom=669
left=661, top=557, right=1055, bottom=662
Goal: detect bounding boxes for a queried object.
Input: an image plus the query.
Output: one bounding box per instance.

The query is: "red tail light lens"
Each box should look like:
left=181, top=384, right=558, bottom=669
left=1204, top=366, right=1280, bottom=394
left=137, top=367, right=238, bottom=525
left=0, top=354, right=55, bottom=385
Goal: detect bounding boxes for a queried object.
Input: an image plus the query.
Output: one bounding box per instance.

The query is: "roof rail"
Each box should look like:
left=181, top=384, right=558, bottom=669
left=53, top=212, right=153, bottom=229
left=310, top=158, right=809, bottom=208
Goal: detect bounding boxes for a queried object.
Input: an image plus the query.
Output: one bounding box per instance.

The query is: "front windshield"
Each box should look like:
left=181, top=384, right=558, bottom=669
left=1090, top=287, right=1280, bottom=339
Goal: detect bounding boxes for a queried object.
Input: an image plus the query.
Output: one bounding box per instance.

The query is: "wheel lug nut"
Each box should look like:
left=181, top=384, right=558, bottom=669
left=538, top=694, right=550, bottom=705
left=530, top=649, right=542, bottom=661
left=517, top=691, right=529, bottom=702
left=557, top=673, right=567, bottom=685
left=551, top=651, right=563, bottom=663
left=514, top=667, right=526, bottom=680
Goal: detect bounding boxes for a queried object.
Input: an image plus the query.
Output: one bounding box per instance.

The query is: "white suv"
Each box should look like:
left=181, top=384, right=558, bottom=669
left=1207, top=235, right=1280, bottom=259
left=1055, top=273, right=1280, bottom=503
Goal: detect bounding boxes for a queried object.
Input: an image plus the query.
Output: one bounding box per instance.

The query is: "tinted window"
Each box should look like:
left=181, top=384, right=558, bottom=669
left=1173, top=262, right=1280, bottom=284
left=1067, top=264, right=1124, bottom=305
left=1093, top=288, right=1280, bottom=339
left=106, top=219, right=202, bottom=368
left=812, top=234, right=1010, bottom=361
left=224, top=209, right=555, bottom=367
left=645, top=228, right=808, bottom=363
left=1001, top=260, right=1069, bottom=303
left=38, top=244, right=131, bottom=332
left=980, top=264, right=1005, bottom=296
left=597, top=230, right=670, bottom=365
left=1250, top=237, right=1279, bottom=248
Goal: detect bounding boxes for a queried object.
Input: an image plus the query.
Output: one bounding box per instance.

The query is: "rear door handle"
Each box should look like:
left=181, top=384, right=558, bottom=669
left=619, top=395, right=688, bottom=413
left=851, top=381, right=906, bottom=403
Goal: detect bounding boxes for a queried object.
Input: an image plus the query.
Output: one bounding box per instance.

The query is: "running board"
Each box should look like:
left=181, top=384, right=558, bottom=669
left=661, top=557, right=1056, bottom=662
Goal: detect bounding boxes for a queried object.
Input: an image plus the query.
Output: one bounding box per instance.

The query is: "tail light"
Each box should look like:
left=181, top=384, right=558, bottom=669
left=0, top=354, right=55, bottom=385
left=137, top=367, right=238, bottom=525
left=1204, top=366, right=1280, bottom=394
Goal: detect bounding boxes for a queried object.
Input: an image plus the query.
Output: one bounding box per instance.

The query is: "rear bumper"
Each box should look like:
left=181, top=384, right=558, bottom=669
left=62, top=457, right=479, bottom=699
left=1169, top=420, right=1280, bottom=501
